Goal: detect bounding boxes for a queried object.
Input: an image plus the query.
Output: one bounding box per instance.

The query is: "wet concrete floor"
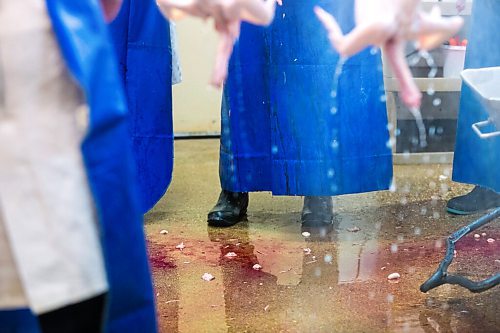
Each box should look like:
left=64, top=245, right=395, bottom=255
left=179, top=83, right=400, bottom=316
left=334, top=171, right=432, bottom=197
left=145, top=139, right=499, bottom=333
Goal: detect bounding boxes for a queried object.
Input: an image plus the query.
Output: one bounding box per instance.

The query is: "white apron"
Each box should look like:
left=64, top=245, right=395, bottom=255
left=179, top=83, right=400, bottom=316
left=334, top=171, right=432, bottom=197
left=0, top=0, right=107, bottom=314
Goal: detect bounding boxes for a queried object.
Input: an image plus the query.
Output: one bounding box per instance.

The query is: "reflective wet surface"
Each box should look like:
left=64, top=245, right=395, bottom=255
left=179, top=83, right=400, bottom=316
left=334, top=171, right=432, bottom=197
left=145, top=139, right=499, bottom=333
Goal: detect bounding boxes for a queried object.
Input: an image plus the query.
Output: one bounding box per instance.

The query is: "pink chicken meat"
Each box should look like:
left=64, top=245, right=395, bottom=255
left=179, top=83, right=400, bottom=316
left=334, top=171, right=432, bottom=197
left=315, top=0, right=463, bottom=108
left=100, top=0, right=123, bottom=22
left=157, top=0, right=276, bottom=87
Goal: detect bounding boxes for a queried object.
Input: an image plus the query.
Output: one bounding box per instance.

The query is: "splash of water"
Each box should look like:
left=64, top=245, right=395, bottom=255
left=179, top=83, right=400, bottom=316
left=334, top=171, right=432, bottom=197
left=409, top=106, right=428, bottom=148
left=330, top=57, right=347, bottom=99
left=406, top=50, right=440, bottom=149
left=419, top=50, right=438, bottom=79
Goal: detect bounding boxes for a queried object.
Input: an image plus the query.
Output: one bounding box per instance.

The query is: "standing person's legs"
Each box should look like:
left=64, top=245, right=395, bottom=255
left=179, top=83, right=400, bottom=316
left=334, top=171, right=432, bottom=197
left=269, top=0, right=390, bottom=228
left=208, top=24, right=271, bottom=227
left=0, top=2, right=108, bottom=331
left=447, top=1, right=500, bottom=215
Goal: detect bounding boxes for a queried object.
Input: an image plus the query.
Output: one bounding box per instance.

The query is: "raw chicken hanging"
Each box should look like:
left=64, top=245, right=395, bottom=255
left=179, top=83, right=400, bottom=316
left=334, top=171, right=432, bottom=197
left=100, top=0, right=124, bottom=21
left=157, top=0, right=277, bottom=87
left=315, top=0, right=464, bottom=108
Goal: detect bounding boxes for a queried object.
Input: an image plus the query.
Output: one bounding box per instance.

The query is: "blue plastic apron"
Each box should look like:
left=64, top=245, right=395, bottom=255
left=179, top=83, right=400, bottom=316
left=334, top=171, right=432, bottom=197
left=110, top=0, right=174, bottom=212
left=0, top=1, right=158, bottom=332
left=220, top=0, right=392, bottom=196
left=452, top=0, right=500, bottom=193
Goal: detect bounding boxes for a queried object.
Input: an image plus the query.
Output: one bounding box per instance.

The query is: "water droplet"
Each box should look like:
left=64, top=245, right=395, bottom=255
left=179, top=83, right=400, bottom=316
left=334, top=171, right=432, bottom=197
left=420, top=207, right=427, bottom=215
left=389, top=181, right=397, bottom=193
left=390, top=244, right=398, bottom=253
left=433, top=98, right=442, bottom=107
left=433, top=212, right=440, bottom=219
left=436, top=126, right=444, bottom=135
left=314, top=267, right=322, bottom=277
left=429, top=68, right=438, bottom=78
left=386, top=138, right=395, bottom=149
left=408, top=55, right=420, bottom=66
left=400, top=197, right=408, bottom=205
left=414, top=227, right=422, bottom=235
left=324, top=254, right=333, bottom=263
left=330, top=184, right=338, bottom=192
left=397, top=235, right=404, bottom=242
left=327, top=169, right=335, bottom=178
left=330, top=106, right=338, bottom=115
left=380, top=94, right=387, bottom=103
left=429, top=181, right=436, bottom=189
left=331, top=139, right=339, bottom=150
left=387, top=294, right=394, bottom=303
left=330, top=90, right=337, bottom=98
left=427, top=86, right=435, bottom=96
left=271, top=145, right=278, bottom=154
left=435, top=239, right=443, bottom=248
left=387, top=123, right=394, bottom=131
left=395, top=128, right=401, bottom=136
left=282, top=13, right=286, bottom=19
left=403, top=150, right=410, bottom=160
left=429, top=126, right=436, bottom=136
left=370, top=47, right=379, bottom=55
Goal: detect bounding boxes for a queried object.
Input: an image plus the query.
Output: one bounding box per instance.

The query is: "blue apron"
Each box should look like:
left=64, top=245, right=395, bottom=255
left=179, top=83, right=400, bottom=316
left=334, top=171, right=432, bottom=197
left=110, top=0, right=174, bottom=212
left=0, top=1, right=158, bottom=332
left=0, top=309, right=41, bottom=333
left=220, top=0, right=392, bottom=196
left=452, top=0, right=500, bottom=193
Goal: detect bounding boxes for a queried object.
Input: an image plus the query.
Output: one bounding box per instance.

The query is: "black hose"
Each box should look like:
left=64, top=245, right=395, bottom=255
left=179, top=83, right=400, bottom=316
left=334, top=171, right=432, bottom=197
left=420, top=207, right=500, bottom=293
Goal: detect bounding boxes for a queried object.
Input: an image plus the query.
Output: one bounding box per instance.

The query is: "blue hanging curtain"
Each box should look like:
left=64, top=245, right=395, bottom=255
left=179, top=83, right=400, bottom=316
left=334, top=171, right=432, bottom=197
left=452, top=0, right=500, bottom=193
left=45, top=1, right=157, bottom=332
left=220, top=0, right=392, bottom=196
left=110, top=0, right=174, bottom=212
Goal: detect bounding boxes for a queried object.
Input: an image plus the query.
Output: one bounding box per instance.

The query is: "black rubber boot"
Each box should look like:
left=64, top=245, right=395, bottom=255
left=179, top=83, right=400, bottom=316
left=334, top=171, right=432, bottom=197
left=447, top=186, right=500, bottom=215
left=301, top=196, right=334, bottom=227
left=208, top=190, right=249, bottom=227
